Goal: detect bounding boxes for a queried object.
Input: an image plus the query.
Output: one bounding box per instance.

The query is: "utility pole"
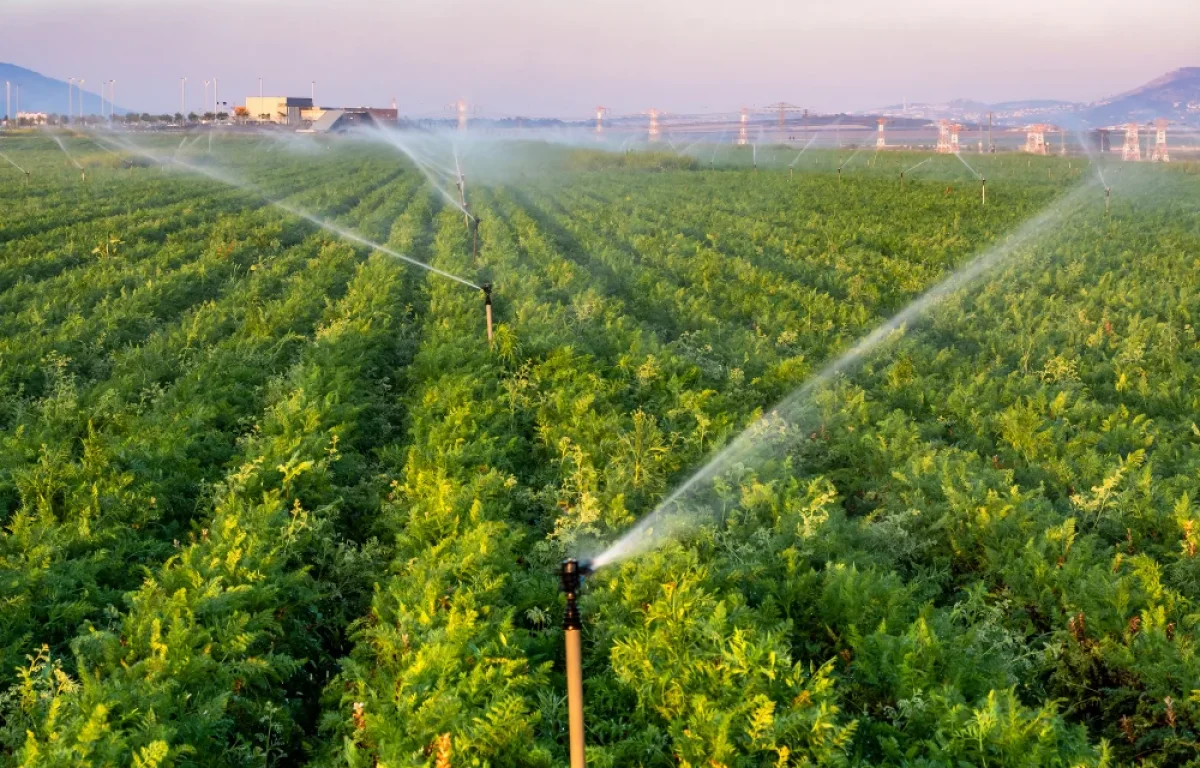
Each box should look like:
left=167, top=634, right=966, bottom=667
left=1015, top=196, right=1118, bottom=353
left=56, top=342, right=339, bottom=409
left=180, top=77, right=187, bottom=119
left=5, top=81, right=10, bottom=127
left=68, top=77, right=74, bottom=123
left=78, top=80, right=85, bottom=121
left=204, top=80, right=210, bottom=115
left=258, top=77, right=263, bottom=99
left=987, top=111, right=994, bottom=152
left=311, top=80, right=316, bottom=102
left=110, top=80, right=116, bottom=122
left=214, top=77, right=219, bottom=114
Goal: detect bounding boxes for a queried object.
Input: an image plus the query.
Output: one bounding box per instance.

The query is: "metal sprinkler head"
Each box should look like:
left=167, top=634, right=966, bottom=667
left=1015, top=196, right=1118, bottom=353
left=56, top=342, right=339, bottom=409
left=559, top=558, right=593, bottom=629
left=481, top=282, right=493, bottom=305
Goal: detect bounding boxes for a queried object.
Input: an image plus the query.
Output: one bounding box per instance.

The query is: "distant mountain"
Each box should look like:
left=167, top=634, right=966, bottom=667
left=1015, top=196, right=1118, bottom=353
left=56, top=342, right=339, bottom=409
left=1082, top=67, right=1200, bottom=126
left=0, top=62, right=125, bottom=117
left=873, top=98, right=1075, bottom=124
left=990, top=99, right=1077, bottom=112
left=872, top=67, right=1200, bottom=128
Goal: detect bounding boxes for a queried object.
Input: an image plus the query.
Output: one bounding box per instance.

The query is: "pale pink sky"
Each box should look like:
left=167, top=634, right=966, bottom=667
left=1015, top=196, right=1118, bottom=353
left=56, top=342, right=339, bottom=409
left=6, top=0, right=1198, bottom=116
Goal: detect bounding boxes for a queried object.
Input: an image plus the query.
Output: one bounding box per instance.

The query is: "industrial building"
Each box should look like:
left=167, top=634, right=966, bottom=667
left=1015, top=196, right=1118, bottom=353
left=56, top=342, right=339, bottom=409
left=309, top=108, right=382, bottom=133
left=301, top=106, right=397, bottom=125
left=244, top=96, right=313, bottom=125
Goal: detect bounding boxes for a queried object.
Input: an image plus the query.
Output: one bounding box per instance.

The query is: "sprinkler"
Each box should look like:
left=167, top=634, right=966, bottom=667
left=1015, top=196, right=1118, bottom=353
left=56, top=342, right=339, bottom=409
left=837, top=166, right=842, bottom=183
left=1105, top=186, right=1111, bottom=215
left=482, top=282, right=494, bottom=345
left=980, top=177, right=986, bottom=206
left=472, top=214, right=481, bottom=264
left=560, top=558, right=593, bottom=768
left=899, top=170, right=904, bottom=187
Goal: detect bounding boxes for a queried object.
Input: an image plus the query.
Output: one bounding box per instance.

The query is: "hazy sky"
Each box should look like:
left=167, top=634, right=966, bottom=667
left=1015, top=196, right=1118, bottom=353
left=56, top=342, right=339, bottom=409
left=5, top=0, right=1198, bottom=116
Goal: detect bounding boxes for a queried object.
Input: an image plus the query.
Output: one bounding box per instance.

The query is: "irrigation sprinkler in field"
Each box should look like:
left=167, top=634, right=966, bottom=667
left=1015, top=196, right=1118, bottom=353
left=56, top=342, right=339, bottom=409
left=482, top=282, right=494, bottom=345
left=837, top=146, right=863, bottom=183
left=1106, top=186, right=1111, bottom=215
left=981, top=177, right=986, bottom=205
left=560, top=558, right=592, bottom=768
left=0, top=150, right=30, bottom=182
left=472, top=214, right=481, bottom=264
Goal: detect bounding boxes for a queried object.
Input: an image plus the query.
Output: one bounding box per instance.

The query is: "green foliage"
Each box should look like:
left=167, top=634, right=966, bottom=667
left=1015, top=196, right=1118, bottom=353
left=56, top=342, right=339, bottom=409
left=2, top=137, right=1199, bottom=767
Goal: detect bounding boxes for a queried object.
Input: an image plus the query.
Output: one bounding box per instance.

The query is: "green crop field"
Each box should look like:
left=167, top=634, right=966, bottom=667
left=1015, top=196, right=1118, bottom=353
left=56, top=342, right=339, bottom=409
left=1, top=133, right=1199, bottom=767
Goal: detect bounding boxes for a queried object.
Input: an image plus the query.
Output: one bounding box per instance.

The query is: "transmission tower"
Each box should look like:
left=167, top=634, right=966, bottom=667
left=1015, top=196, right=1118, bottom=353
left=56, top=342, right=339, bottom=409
left=936, top=120, right=960, bottom=154
left=1023, top=124, right=1048, bottom=155
left=1150, top=119, right=1169, bottom=162
left=1121, top=122, right=1141, bottom=161
left=738, top=108, right=749, bottom=145
left=876, top=117, right=887, bottom=148
left=647, top=109, right=661, bottom=141
left=446, top=99, right=476, bottom=132
left=761, top=102, right=803, bottom=135
left=595, top=106, right=609, bottom=134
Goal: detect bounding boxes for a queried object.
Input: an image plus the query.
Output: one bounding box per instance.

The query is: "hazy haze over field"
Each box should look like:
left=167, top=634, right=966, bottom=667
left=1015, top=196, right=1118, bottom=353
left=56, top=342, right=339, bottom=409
left=5, top=0, right=1198, bottom=114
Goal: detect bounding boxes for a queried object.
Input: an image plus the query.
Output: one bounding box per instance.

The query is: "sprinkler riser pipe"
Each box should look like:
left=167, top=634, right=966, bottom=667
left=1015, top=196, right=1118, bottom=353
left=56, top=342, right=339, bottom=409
left=482, top=283, right=494, bottom=345
left=566, top=629, right=586, bottom=768
left=559, top=559, right=591, bottom=768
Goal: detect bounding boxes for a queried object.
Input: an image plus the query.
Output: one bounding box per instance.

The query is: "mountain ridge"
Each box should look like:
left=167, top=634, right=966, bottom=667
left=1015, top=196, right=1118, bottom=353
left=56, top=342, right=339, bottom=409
left=1, top=62, right=126, bottom=117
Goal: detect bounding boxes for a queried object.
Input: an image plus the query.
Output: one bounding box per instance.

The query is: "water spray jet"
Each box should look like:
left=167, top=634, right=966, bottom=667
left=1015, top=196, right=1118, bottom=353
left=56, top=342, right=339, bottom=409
left=0, top=150, right=28, bottom=177
left=588, top=179, right=1103, bottom=571
left=559, top=558, right=592, bottom=768
left=89, top=131, right=482, bottom=291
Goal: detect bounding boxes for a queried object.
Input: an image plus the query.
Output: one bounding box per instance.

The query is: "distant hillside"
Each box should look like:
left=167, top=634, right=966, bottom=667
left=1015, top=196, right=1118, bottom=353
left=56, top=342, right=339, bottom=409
left=0, top=62, right=125, bottom=117
left=873, top=67, right=1199, bottom=127
left=1083, top=67, right=1200, bottom=125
